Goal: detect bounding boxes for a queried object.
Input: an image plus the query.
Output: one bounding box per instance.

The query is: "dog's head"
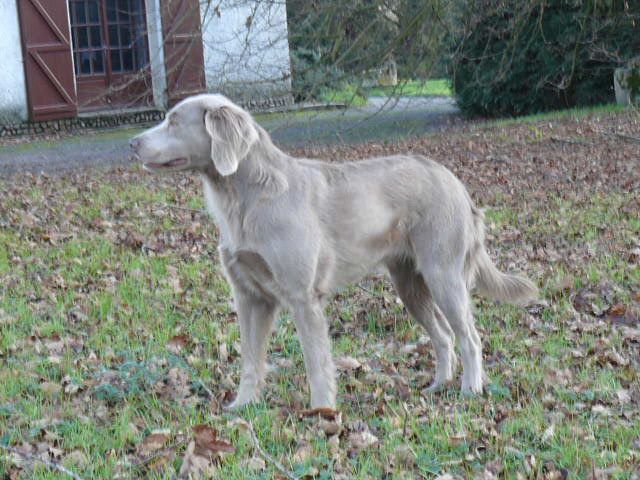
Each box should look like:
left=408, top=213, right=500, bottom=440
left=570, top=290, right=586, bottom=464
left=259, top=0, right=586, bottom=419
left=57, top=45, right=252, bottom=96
left=130, top=94, right=259, bottom=176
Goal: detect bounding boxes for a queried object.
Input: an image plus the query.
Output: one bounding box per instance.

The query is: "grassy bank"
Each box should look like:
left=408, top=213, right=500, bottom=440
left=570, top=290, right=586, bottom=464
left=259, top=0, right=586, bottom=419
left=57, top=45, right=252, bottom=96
left=1, top=109, right=638, bottom=479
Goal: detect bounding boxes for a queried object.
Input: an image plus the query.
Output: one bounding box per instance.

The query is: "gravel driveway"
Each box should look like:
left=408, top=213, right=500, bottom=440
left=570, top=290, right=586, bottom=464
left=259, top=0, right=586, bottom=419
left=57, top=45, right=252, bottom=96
left=0, top=96, right=460, bottom=175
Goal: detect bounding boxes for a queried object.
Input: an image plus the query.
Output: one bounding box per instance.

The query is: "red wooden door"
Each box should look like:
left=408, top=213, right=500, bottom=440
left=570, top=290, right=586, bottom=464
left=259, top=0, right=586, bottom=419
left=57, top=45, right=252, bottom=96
left=161, top=0, right=206, bottom=105
left=17, top=0, right=78, bottom=121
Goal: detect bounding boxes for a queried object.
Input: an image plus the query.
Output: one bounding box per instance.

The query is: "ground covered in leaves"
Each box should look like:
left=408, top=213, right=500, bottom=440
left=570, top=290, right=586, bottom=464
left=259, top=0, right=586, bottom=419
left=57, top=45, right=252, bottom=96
left=1, top=109, right=639, bottom=479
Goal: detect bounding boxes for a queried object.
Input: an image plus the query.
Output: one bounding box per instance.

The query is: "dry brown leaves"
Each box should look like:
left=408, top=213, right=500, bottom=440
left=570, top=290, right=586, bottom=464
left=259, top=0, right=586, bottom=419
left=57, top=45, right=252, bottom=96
left=178, top=425, right=235, bottom=479
left=1, top=109, right=639, bottom=478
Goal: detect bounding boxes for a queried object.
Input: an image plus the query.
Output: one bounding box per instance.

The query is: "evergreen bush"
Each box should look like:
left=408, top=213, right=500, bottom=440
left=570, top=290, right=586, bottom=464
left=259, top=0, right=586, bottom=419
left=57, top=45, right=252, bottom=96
left=451, top=0, right=640, bottom=117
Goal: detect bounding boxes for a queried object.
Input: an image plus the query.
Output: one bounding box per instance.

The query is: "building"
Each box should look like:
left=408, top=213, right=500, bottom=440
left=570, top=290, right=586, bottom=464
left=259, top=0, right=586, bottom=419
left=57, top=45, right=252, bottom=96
left=0, top=0, right=292, bottom=124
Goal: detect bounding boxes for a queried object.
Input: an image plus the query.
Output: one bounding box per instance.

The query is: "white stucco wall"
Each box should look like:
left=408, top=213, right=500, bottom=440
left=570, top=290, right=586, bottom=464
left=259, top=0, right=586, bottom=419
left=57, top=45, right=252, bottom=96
left=0, top=0, right=28, bottom=122
left=200, top=1, right=292, bottom=103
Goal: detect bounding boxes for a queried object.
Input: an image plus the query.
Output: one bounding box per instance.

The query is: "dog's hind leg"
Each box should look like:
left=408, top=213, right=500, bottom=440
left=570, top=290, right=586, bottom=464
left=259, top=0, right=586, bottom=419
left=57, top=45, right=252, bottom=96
left=387, top=258, right=457, bottom=391
left=418, top=258, right=484, bottom=394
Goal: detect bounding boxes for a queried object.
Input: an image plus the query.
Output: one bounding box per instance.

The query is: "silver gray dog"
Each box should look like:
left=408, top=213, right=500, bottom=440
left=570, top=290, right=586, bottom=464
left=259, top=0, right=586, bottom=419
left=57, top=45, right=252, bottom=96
left=130, top=94, right=537, bottom=409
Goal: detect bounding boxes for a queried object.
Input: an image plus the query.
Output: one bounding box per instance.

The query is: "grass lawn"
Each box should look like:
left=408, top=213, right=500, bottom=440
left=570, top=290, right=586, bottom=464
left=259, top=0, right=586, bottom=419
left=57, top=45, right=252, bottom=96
left=484, top=103, right=631, bottom=126
left=1, top=109, right=639, bottom=479
left=318, top=84, right=369, bottom=107
left=318, top=79, right=452, bottom=106
left=366, top=79, right=452, bottom=98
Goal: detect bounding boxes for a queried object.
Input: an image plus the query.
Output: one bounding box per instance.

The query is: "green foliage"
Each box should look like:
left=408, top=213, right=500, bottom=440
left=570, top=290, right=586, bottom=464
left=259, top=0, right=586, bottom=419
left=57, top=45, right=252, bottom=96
left=288, top=46, right=347, bottom=102
left=286, top=0, right=446, bottom=102
left=451, top=0, right=640, bottom=117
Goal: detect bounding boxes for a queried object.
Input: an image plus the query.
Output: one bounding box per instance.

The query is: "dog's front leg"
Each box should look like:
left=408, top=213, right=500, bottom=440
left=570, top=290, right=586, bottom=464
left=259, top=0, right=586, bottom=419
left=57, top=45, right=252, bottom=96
left=226, top=292, right=278, bottom=409
left=292, top=298, right=336, bottom=408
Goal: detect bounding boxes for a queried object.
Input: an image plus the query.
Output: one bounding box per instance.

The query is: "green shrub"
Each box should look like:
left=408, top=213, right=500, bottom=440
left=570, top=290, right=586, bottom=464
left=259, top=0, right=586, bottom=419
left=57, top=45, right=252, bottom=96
left=451, top=0, right=640, bottom=117
left=285, top=0, right=446, bottom=103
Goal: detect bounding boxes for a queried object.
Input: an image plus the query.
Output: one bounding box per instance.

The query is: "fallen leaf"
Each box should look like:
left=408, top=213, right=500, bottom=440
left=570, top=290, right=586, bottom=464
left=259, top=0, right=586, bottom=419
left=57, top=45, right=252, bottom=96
left=178, top=425, right=234, bottom=479
left=335, top=356, right=362, bottom=371
left=63, top=450, right=89, bottom=468
left=137, top=431, right=170, bottom=457
left=591, top=405, right=611, bottom=417
left=347, top=430, right=378, bottom=450
left=293, top=440, right=313, bottom=463
left=572, top=289, right=598, bottom=315
left=605, top=303, right=638, bottom=325
left=48, top=446, right=63, bottom=459
left=616, top=389, right=631, bottom=404
left=192, top=424, right=235, bottom=456
left=178, top=440, right=216, bottom=479
left=154, top=367, right=192, bottom=400
left=435, top=474, right=463, bottom=480
left=602, top=350, right=629, bottom=366
left=318, top=410, right=342, bottom=436
left=300, top=407, right=341, bottom=420
left=483, top=458, right=504, bottom=480
left=393, top=444, right=416, bottom=468
left=609, top=303, right=627, bottom=317
left=449, top=431, right=468, bottom=446
left=166, top=265, right=183, bottom=294
left=167, top=334, right=191, bottom=354
left=40, top=382, right=62, bottom=396
left=241, top=456, right=266, bottom=471
left=302, top=466, right=320, bottom=478
left=551, top=276, right=574, bottom=299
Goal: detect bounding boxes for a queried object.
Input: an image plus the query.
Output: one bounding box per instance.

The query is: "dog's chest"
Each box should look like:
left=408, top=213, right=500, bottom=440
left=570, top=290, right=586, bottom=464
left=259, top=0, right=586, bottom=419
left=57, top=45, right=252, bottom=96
left=201, top=175, right=234, bottom=246
left=219, top=247, right=281, bottom=301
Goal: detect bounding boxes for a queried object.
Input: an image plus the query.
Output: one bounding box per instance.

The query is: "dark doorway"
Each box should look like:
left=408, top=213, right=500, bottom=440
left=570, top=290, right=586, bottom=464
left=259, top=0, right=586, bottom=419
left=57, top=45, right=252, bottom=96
left=69, top=0, right=153, bottom=111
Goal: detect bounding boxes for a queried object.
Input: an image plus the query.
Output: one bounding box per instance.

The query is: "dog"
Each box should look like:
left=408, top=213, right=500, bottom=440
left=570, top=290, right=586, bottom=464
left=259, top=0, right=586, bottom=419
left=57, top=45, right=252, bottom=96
left=130, top=94, right=537, bottom=409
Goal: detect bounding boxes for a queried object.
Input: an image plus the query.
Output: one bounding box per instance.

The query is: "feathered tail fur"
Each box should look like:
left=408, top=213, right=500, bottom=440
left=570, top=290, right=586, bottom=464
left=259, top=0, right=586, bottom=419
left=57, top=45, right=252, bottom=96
left=466, top=205, right=538, bottom=304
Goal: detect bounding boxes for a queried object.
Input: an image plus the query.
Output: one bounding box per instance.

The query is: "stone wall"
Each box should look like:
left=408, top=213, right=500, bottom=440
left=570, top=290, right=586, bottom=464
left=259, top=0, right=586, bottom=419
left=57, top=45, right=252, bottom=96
left=238, top=94, right=294, bottom=112
left=0, top=110, right=165, bottom=139
left=614, top=59, right=640, bottom=106
left=0, top=96, right=296, bottom=139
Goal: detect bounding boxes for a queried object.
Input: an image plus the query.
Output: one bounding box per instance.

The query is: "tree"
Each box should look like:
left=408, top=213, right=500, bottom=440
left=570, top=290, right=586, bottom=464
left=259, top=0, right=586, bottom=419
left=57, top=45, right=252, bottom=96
left=286, top=0, right=448, bottom=101
left=449, top=0, right=640, bottom=116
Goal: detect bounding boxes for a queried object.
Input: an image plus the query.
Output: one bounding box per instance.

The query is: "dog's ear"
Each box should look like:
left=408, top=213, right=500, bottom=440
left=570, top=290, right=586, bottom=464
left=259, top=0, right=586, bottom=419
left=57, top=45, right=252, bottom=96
left=204, top=106, right=259, bottom=176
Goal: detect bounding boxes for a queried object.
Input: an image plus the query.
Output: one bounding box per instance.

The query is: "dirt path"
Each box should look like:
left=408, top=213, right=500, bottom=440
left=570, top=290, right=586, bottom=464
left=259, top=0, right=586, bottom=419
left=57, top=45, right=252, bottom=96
left=0, top=97, right=460, bottom=176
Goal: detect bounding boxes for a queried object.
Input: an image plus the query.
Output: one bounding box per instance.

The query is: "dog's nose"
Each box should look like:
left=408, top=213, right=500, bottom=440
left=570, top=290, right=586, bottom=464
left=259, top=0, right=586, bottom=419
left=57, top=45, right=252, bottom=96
left=129, top=138, right=141, bottom=152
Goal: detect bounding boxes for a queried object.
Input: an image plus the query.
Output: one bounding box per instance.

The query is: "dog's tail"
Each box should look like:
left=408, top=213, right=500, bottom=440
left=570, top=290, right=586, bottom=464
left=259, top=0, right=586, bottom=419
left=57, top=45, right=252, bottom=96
left=466, top=206, right=538, bottom=304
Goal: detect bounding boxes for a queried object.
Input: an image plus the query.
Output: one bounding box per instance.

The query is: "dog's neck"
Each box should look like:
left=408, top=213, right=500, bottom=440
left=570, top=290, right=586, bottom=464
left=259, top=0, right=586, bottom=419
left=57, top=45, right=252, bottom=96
left=202, top=130, right=289, bottom=198
left=200, top=130, right=290, bottom=247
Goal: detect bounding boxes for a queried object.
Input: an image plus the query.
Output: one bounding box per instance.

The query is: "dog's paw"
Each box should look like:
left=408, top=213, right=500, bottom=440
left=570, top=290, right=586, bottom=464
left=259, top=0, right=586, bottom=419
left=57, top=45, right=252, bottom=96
left=422, top=378, right=453, bottom=395
left=461, top=377, right=484, bottom=396
left=223, top=386, right=262, bottom=410
left=309, top=394, right=337, bottom=410
left=223, top=395, right=257, bottom=411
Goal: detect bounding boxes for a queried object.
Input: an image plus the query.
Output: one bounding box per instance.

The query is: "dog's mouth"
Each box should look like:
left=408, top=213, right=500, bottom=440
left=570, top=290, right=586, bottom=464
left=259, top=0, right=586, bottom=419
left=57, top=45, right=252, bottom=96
left=142, top=157, right=189, bottom=172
